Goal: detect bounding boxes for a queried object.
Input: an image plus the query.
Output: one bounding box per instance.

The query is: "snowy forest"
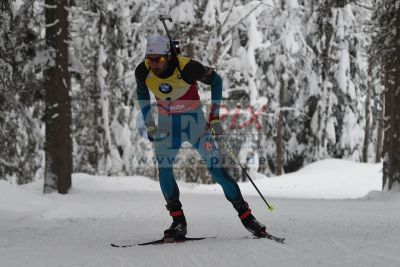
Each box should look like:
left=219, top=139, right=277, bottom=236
left=0, top=0, right=399, bottom=193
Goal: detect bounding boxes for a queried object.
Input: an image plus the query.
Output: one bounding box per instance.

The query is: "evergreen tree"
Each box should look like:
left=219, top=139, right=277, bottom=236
left=1, top=1, right=45, bottom=184
left=2, top=0, right=387, bottom=186
left=257, top=0, right=312, bottom=174
left=306, top=1, right=368, bottom=163
left=0, top=1, right=14, bottom=181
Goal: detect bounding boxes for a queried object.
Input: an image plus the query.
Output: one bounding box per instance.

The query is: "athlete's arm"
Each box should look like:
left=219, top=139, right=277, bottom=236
left=135, top=62, right=152, bottom=124
left=181, top=60, right=222, bottom=119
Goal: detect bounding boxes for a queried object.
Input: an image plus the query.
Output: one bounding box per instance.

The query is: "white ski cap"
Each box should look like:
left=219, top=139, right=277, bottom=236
left=146, top=35, right=170, bottom=55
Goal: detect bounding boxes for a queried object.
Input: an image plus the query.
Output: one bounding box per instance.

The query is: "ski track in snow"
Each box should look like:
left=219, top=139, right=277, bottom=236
left=1, top=187, right=400, bottom=267
left=0, top=161, right=399, bottom=267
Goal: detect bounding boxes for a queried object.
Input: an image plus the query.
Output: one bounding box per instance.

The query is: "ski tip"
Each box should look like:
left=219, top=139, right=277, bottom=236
left=275, top=237, right=285, bottom=244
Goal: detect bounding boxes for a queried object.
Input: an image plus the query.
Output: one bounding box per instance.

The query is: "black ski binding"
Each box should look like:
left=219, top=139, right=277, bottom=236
left=258, top=233, right=285, bottom=244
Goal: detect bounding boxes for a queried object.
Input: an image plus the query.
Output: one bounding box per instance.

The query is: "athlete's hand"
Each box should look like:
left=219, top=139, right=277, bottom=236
left=145, top=121, right=157, bottom=142
left=207, top=119, right=224, bottom=136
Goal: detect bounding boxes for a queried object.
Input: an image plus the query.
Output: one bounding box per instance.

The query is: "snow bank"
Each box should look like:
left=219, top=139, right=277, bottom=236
left=0, top=159, right=385, bottom=220
left=0, top=180, right=50, bottom=221
left=184, top=159, right=383, bottom=199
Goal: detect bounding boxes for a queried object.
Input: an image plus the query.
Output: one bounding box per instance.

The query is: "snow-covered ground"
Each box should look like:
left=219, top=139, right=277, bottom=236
left=1, top=159, right=400, bottom=267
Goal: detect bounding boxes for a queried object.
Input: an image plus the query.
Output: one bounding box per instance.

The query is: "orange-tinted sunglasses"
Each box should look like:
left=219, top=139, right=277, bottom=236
left=146, top=55, right=167, bottom=64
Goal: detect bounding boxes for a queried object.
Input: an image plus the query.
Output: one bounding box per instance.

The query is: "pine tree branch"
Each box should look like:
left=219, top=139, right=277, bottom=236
left=0, top=158, right=18, bottom=168
left=221, top=2, right=265, bottom=37
left=13, top=0, right=35, bottom=23
left=374, top=0, right=397, bottom=10
left=353, top=0, right=374, bottom=10
left=221, top=0, right=237, bottom=29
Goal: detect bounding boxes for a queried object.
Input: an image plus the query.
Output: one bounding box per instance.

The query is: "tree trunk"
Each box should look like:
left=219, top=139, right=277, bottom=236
left=276, top=68, right=285, bottom=175
left=375, top=88, right=384, bottom=163
left=391, top=4, right=400, bottom=189
left=44, top=0, right=72, bottom=194
left=362, top=64, right=372, bottom=162
left=382, top=5, right=400, bottom=191
left=382, top=68, right=390, bottom=190
left=97, top=11, right=112, bottom=174
left=85, top=0, right=101, bottom=172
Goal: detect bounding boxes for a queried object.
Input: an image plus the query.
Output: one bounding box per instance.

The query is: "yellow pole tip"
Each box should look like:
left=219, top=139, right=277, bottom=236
left=268, top=205, right=274, bottom=212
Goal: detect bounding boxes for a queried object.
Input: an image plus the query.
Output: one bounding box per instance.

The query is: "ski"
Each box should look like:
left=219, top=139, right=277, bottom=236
left=111, top=237, right=211, bottom=248
left=138, top=237, right=209, bottom=246
left=111, top=234, right=284, bottom=247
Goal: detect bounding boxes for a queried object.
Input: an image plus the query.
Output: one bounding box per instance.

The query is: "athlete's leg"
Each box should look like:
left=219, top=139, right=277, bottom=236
left=155, top=115, right=182, bottom=203
left=183, top=108, right=243, bottom=202
left=187, top=109, right=268, bottom=237
left=193, top=132, right=244, bottom=202
left=155, top=114, right=188, bottom=238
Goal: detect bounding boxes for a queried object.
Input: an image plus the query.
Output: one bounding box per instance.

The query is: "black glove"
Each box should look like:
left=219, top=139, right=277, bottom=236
left=145, top=121, right=156, bottom=142
left=207, top=103, right=223, bottom=136
left=207, top=119, right=224, bottom=136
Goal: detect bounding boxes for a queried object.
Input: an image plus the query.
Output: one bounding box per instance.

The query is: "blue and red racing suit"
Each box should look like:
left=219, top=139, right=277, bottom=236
left=135, top=56, right=243, bottom=203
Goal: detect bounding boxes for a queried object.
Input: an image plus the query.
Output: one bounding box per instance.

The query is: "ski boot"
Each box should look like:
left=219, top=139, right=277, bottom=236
left=163, top=201, right=187, bottom=241
left=233, top=200, right=267, bottom=238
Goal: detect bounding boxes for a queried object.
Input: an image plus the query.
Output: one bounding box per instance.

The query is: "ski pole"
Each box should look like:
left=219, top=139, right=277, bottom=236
left=158, top=15, right=180, bottom=58
left=213, top=133, right=274, bottom=212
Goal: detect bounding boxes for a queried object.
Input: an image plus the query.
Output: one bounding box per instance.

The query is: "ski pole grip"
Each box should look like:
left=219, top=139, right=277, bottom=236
left=159, top=14, right=172, bottom=22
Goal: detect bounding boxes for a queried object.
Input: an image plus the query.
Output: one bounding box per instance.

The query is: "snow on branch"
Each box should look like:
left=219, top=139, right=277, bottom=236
left=0, top=158, right=18, bottom=168
left=45, top=19, right=59, bottom=28
left=221, top=2, right=265, bottom=37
